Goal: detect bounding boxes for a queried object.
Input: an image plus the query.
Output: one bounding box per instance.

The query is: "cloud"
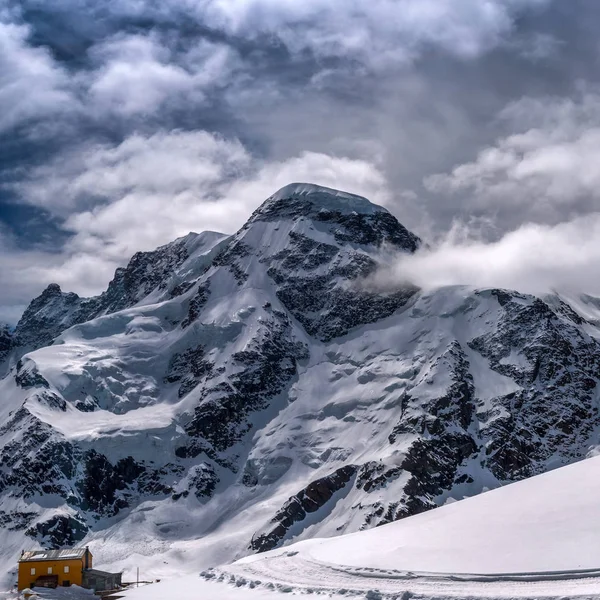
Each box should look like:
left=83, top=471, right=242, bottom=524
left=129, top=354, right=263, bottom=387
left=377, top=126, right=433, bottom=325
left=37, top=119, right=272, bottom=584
left=424, top=90, right=600, bottom=230
left=86, top=33, right=237, bottom=118
left=0, top=20, right=76, bottom=134
left=369, top=213, right=600, bottom=297
left=0, top=9, right=239, bottom=135
left=0, top=225, right=67, bottom=324
left=17, top=130, right=253, bottom=215
left=0, top=0, right=551, bottom=134
left=0, top=0, right=562, bottom=175
left=198, top=0, right=549, bottom=68
left=0, top=0, right=543, bottom=137
left=368, top=90, right=600, bottom=297
left=19, top=129, right=390, bottom=224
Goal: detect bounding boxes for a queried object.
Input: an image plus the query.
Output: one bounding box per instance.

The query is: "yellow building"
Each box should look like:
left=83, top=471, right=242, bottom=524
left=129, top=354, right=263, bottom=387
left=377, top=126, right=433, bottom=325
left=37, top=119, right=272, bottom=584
left=18, top=547, right=92, bottom=590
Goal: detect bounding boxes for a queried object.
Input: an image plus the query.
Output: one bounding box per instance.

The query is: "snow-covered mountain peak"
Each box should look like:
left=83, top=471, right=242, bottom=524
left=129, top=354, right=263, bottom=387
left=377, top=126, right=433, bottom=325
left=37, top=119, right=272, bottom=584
left=40, top=282, right=64, bottom=296
left=243, top=182, right=420, bottom=254
left=34, top=282, right=78, bottom=305
left=265, top=182, right=384, bottom=215
left=167, top=230, right=227, bottom=253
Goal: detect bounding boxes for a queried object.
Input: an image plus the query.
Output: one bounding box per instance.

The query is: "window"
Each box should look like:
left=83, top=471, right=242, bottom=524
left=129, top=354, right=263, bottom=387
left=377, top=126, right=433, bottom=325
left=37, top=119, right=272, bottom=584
left=63, top=580, right=70, bottom=587
left=64, top=566, right=70, bottom=574
left=47, top=567, right=52, bottom=574
left=30, top=568, right=36, bottom=576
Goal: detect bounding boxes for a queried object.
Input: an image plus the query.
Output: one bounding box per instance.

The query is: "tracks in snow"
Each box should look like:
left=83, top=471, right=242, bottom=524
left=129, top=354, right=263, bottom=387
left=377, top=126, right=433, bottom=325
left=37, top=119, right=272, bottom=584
left=210, top=550, right=600, bottom=598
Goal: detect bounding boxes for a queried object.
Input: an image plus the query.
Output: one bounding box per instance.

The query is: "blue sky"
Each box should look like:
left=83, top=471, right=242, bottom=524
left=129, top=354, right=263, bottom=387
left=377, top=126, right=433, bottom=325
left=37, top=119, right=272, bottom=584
left=3, top=0, right=600, bottom=323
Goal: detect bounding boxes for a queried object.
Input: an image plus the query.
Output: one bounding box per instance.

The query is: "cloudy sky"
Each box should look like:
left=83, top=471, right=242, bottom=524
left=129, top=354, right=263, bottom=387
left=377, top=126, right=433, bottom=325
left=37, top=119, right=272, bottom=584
left=2, top=0, right=600, bottom=322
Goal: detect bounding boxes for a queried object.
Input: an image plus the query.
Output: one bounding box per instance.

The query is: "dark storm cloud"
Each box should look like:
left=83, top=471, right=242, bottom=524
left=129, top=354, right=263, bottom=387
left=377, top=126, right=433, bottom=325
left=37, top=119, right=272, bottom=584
left=3, top=0, right=600, bottom=320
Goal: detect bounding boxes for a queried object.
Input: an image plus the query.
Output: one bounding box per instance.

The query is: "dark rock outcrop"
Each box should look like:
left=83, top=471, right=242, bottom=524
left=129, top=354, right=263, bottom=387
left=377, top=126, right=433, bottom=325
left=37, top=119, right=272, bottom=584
left=77, top=452, right=146, bottom=516
left=26, top=514, right=88, bottom=548
left=15, top=359, right=50, bottom=389
left=0, top=325, right=12, bottom=363
left=179, top=313, right=308, bottom=458
left=470, top=291, right=600, bottom=481
left=8, top=236, right=196, bottom=359
left=267, top=230, right=417, bottom=342
left=164, top=345, right=214, bottom=398
left=182, top=284, right=211, bottom=328
left=250, top=465, right=357, bottom=552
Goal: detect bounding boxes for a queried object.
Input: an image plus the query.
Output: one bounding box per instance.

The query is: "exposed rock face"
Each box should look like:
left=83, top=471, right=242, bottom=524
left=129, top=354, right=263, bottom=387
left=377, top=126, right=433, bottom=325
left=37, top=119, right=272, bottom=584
left=78, top=451, right=146, bottom=515
left=250, top=465, right=358, bottom=552
left=93, top=237, right=192, bottom=314
left=0, top=325, right=12, bottom=364
left=11, top=283, right=83, bottom=351
left=362, top=341, right=479, bottom=524
left=26, top=514, right=88, bottom=549
left=14, top=358, right=50, bottom=389
left=470, top=290, right=600, bottom=481
left=2, top=183, right=600, bottom=570
left=266, top=231, right=417, bottom=341
left=181, top=284, right=211, bottom=328
left=254, top=184, right=420, bottom=341
left=172, top=463, right=219, bottom=501
left=165, top=345, right=215, bottom=398
left=0, top=405, right=179, bottom=529
left=178, top=312, right=309, bottom=459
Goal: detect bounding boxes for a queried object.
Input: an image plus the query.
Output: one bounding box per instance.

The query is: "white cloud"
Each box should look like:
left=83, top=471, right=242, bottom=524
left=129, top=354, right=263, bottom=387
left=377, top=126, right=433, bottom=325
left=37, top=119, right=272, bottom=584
left=0, top=13, right=239, bottom=131
left=0, top=21, right=76, bottom=133
left=198, top=0, right=549, bottom=68
left=60, top=139, right=391, bottom=260
left=0, top=226, right=74, bottom=324
left=512, top=32, right=563, bottom=61
left=368, top=91, right=600, bottom=297
left=19, top=130, right=252, bottom=214
left=87, top=34, right=237, bottom=117
left=425, top=91, right=600, bottom=228
left=225, top=151, right=391, bottom=212
left=369, top=213, right=600, bottom=297
left=0, top=0, right=551, bottom=139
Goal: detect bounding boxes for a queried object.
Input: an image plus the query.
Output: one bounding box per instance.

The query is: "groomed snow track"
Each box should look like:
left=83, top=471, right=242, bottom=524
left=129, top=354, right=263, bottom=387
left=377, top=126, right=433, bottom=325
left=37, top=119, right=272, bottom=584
left=210, top=551, right=600, bottom=599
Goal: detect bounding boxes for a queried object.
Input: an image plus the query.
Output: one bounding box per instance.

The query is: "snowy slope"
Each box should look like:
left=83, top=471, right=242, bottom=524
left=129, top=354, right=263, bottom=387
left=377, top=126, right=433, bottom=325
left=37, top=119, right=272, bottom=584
left=211, top=455, right=600, bottom=598
left=2, top=183, right=600, bottom=593
left=240, top=454, right=600, bottom=576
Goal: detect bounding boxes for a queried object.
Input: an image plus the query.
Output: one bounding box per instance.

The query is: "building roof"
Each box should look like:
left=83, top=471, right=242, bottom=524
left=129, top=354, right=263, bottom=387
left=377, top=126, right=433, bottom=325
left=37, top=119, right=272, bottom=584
left=19, top=548, right=91, bottom=562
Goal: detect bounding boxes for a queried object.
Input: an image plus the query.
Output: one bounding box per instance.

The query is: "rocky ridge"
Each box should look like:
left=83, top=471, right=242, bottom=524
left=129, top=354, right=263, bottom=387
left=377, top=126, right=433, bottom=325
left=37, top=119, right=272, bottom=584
left=4, top=231, right=228, bottom=367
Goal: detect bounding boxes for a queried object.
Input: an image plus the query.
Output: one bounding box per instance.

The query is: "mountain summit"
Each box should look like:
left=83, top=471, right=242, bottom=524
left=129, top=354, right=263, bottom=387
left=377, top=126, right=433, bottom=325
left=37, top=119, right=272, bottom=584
left=252, top=182, right=390, bottom=218
left=246, top=183, right=421, bottom=252
left=1, top=184, right=600, bottom=585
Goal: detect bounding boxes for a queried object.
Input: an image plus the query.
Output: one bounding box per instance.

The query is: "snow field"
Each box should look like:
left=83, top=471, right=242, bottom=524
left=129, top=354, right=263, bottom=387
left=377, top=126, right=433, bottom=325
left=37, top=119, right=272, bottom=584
left=205, top=456, right=600, bottom=598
